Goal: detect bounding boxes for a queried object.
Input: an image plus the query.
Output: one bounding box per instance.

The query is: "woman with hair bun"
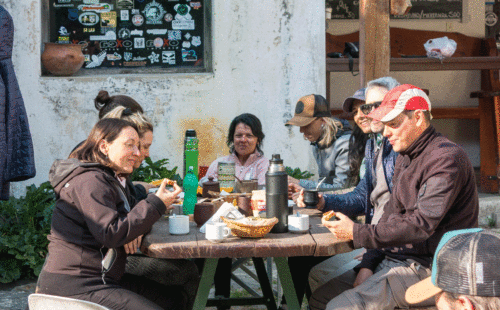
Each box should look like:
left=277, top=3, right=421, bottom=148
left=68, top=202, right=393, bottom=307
left=94, top=90, right=144, bottom=119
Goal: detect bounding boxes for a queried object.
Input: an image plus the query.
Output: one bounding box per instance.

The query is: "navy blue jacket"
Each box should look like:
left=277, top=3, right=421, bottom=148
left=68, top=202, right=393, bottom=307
left=0, top=6, right=36, bottom=199
left=323, top=136, right=397, bottom=224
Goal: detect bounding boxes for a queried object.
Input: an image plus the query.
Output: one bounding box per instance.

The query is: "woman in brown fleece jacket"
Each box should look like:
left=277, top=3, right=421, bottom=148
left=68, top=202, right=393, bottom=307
left=36, top=118, right=185, bottom=310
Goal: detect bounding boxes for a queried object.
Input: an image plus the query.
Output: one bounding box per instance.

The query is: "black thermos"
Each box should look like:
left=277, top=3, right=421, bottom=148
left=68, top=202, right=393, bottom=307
left=266, top=154, right=288, bottom=233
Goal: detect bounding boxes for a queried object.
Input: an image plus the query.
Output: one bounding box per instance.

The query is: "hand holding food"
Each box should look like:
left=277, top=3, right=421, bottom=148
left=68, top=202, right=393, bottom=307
left=155, top=179, right=182, bottom=209
left=150, top=178, right=176, bottom=187
left=322, top=210, right=337, bottom=221
left=321, top=212, right=354, bottom=240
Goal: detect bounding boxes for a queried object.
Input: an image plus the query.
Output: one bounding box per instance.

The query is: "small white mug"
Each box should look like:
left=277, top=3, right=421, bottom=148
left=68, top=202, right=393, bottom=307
left=288, top=213, right=309, bottom=233
left=169, top=214, right=189, bottom=235
left=205, top=222, right=231, bottom=243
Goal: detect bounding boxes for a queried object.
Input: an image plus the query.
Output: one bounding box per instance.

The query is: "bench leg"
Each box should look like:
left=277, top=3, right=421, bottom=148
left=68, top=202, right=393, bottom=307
left=274, top=257, right=301, bottom=310
left=193, top=258, right=219, bottom=309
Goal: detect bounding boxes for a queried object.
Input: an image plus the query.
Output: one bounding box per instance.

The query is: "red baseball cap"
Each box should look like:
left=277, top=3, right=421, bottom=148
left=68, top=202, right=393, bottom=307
left=368, top=84, right=432, bottom=122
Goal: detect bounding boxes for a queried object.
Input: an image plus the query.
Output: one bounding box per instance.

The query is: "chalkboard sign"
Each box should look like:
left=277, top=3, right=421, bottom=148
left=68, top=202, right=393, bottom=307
left=49, top=0, right=206, bottom=69
left=326, top=0, right=462, bottom=20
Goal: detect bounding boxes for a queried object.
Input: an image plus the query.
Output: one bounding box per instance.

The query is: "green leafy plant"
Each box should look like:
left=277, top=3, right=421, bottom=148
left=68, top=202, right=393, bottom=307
left=130, top=157, right=183, bottom=185
left=487, top=213, right=497, bottom=228
left=285, top=166, right=314, bottom=180
left=0, top=181, right=55, bottom=283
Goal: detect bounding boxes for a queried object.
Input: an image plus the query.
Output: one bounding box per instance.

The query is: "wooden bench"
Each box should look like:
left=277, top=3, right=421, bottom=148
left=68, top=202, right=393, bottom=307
left=326, top=27, right=500, bottom=193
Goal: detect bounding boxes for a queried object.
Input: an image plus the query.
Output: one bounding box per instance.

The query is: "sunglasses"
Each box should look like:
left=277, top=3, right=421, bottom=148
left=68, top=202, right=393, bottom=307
left=359, top=101, right=382, bottom=115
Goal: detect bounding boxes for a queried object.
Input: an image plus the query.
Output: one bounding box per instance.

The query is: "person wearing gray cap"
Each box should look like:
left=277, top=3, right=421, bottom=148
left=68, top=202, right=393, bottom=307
left=286, top=94, right=352, bottom=190
left=406, top=228, right=500, bottom=310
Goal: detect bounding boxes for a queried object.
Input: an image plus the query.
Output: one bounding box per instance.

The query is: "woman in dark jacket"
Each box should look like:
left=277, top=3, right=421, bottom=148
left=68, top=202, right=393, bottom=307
left=36, top=118, right=184, bottom=310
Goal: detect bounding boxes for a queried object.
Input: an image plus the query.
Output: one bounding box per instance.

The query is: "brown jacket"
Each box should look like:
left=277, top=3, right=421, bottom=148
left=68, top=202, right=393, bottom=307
left=354, top=126, right=478, bottom=270
left=36, top=159, right=166, bottom=296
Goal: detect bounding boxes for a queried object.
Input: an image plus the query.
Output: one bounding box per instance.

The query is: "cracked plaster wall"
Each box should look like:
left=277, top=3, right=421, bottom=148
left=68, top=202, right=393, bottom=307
left=0, top=0, right=325, bottom=196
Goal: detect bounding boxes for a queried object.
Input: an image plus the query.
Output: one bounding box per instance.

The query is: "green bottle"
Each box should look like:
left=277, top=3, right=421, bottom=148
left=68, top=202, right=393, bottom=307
left=184, top=129, right=199, bottom=179
left=182, top=166, right=198, bottom=215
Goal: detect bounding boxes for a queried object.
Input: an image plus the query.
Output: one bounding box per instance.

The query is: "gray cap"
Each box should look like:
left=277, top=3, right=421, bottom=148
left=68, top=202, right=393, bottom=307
left=342, top=88, right=366, bottom=113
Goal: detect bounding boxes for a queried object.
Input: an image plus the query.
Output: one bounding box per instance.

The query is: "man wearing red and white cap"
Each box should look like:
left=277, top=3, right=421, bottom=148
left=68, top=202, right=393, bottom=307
left=318, top=84, right=478, bottom=310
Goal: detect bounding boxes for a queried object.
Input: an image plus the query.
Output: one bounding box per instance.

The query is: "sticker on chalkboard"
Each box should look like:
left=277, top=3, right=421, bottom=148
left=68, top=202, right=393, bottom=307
left=123, top=61, right=147, bottom=67
left=132, top=14, right=144, bottom=26
left=131, top=29, right=143, bottom=36
left=124, top=52, right=133, bottom=61
left=154, top=37, right=163, bottom=48
left=182, top=49, right=197, bottom=62
left=117, top=0, right=134, bottom=9
left=107, top=52, right=122, bottom=61
left=148, top=51, right=160, bottom=63
left=172, top=20, right=195, bottom=30
left=143, top=0, right=166, bottom=25
left=147, top=29, right=168, bottom=35
left=146, top=40, right=155, bottom=48
left=83, top=0, right=100, bottom=4
left=53, top=3, right=74, bottom=7
left=78, top=4, right=113, bottom=13
left=68, top=9, right=79, bottom=21
left=191, top=36, right=201, bottom=47
left=59, top=26, right=70, bottom=36
left=100, top=41, right=117, bottom=49
left=58, top=36, right=70, bottom=44
left=79, top=12, right=100, bottom=26
left=184, top=33, right=191, bottom=40
left=118, top=28, right=131, bottom=39
left=182, top=41, right=191, bottom=48
left=162, top=51, right=175, bottom=64
left=168, top=30, right=181, bottom=40
left=86, top=51, right=106, bottom=68
left=135, top=37, right=145, bottom=48
left=164, top=13, right=173, bottom=22
left=121, top=10, right=130, bottom=21
left=169, top=40, right=179, bottom=47
left=486, top=12, right=498, bottom=27
left=101, top=12, right=117, bottom=32
left=123, top=40, right=133, bottom=48
left=190, top=2, right=202, bottom=9
left=90, top=31, right=116, bottom=41
left=174, top=4, right=192, bottom=20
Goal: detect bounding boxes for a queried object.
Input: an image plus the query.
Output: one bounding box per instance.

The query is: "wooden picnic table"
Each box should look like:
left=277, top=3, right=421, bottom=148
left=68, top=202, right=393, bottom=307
left=141, top=208, right=354, bottom=310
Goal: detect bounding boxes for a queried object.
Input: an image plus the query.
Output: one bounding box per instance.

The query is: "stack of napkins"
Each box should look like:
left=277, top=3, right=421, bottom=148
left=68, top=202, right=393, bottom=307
left=199, top=202, right=244, bottom=233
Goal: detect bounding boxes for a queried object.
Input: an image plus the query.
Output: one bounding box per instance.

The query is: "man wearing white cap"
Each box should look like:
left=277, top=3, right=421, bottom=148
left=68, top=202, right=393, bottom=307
left=315, top=84, right=479, bottom=309
left=406, top=228, right=500, bottom=310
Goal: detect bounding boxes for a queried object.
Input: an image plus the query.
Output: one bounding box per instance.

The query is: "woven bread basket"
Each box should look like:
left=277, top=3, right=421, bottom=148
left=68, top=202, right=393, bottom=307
left=221, top=216, right=278, bottom=238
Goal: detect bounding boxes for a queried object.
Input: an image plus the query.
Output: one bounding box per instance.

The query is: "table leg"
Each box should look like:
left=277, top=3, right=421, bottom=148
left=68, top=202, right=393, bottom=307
left=274, top=257, right=301, bottom=310
left=193, top=258, right=219, bottom=310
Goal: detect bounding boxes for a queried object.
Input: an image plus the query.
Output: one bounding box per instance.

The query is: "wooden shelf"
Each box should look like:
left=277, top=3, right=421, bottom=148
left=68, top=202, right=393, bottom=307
left=326, top=56, right=500, bottom=72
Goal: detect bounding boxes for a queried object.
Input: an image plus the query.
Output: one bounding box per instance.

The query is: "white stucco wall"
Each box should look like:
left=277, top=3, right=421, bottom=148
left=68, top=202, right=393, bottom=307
left=1, top=0, right=325, bottom=196
left=326, top=0, right=485, bottom=167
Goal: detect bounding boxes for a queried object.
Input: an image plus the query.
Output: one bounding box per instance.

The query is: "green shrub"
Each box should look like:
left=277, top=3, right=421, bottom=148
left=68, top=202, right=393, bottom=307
left=285, top=166, right=314, bottom=180
left=0, top=181, right=55, bottom=283
left=130, top=157, right=183, bottom=185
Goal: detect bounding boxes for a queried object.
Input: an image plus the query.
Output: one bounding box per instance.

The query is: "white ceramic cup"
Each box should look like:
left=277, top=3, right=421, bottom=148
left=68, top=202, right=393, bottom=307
left=169, top=214, right=189, bottom=235
left=288, top=213, right=309, bottom=232
left=205, top=222, right=231, bottom=243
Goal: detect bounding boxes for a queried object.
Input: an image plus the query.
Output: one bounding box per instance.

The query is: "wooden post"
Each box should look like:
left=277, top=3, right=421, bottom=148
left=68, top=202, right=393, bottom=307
left=359, top=0, right=390, bottom=87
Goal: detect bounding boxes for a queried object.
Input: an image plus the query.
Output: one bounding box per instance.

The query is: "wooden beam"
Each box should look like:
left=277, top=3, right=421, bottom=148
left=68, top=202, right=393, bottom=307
left=359, top=0, right=390, bottom=86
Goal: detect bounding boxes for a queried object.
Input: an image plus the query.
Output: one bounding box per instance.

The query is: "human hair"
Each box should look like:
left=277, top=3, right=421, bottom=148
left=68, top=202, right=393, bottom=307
left=70, top=118, right=138, bottom=167
left=317, top=117, right=344, bottom=148
left=94, top=90, right=144, bottom=119
left=102, top=106, right=153, bottom=137
left=347, top=124, right=370, bottom=186
left=444, top=292, right=500, bottom=310
left=365, top=76, right=400, bottom=94
left=227, top=113, right=265, bottom=154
